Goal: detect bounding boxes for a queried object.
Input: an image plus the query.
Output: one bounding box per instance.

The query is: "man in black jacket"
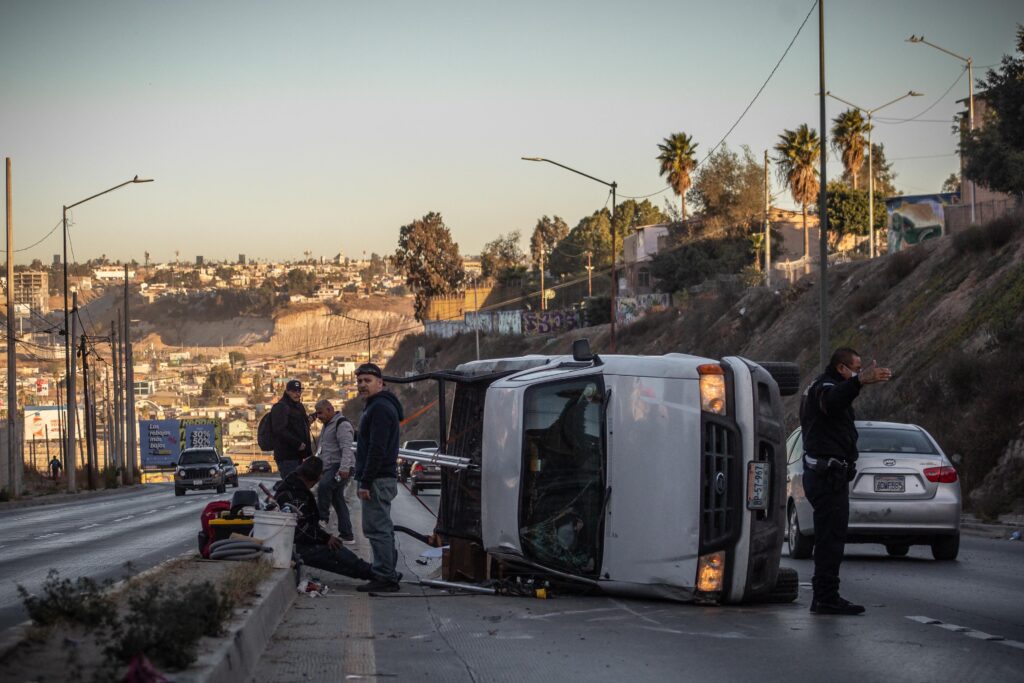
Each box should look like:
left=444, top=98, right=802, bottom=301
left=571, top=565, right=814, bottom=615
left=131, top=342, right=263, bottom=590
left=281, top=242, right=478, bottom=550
left=271, top=379, right=313, bottom=479
left=273, top=456, right=376, bottom=582
left=800, top=347, right=892, bottom=615
left=354, top=363, right=404, bottom=593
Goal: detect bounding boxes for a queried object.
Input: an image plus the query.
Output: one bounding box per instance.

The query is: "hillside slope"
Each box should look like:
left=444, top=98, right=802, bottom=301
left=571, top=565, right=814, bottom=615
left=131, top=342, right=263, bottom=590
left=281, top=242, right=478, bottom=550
left=375, top=214, right=1024, bottom=515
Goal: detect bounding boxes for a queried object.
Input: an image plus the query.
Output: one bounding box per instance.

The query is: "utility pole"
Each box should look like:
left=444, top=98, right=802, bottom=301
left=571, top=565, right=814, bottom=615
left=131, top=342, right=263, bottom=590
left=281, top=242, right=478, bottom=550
left=124, top=265, right=136, bottom=484
left=585, top=251, right=593, bottom=297
left=817, top=0, right=830, bottom=370
left=80, top=334, right=96, bottom=489
left=539, top=249, right=546, bottom=311
left=112, top=320, right=123, bottom=481
left=472, top=274, right=480, bottom=361
left=5, top=158, right=17, bottom=496
left=68, top=292, right=78, bottom=492
left=764, top=151, right=772, bottom=288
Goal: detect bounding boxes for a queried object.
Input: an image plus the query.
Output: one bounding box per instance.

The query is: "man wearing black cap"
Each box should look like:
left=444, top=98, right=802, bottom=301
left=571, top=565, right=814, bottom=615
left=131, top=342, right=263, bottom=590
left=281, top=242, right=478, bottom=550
left=354, top=362, right=404, bottom=593
left=270, top=379, right=313, bottom=479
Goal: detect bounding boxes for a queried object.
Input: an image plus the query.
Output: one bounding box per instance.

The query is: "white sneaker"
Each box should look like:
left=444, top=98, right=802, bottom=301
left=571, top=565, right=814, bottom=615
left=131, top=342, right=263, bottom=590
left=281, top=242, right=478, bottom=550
left=342, top=537, right=357, bottom=545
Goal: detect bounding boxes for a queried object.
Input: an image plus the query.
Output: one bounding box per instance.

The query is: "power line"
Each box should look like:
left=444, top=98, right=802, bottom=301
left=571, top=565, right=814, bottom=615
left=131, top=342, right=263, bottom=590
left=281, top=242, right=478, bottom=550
left=619, top=0, right=818, bottom=201
left=874, top=68, right=965, bottom=125
left=0, top=218, right=62, bottom=254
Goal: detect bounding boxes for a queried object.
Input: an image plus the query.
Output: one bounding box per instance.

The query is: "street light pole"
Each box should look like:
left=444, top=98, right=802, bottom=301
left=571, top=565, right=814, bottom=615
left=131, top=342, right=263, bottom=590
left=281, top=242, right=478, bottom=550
left=824, top=91, right=922, bottom=258
left=522, top=157, right=618, bottom=352
left=60, top=176, right=152, bottom=487
left=907, top=35, right=974, bottom=223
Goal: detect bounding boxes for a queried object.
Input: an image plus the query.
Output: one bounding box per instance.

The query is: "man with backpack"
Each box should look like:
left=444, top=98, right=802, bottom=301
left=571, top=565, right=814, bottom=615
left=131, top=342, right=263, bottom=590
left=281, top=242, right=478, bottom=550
left=314, top=398, right=355, bottom=544
left=269, top=379, right=313, bottom=479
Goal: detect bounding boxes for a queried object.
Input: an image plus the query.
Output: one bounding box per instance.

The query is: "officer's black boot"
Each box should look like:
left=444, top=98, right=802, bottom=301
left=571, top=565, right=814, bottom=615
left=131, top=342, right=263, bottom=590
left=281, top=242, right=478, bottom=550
left=810, top=595, right=866, bottom=615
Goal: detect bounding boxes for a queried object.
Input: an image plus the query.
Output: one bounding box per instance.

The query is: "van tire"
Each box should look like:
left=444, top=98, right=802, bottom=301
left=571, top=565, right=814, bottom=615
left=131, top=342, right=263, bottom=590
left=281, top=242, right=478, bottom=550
left=216, top=484, right=226, bottom=494
left=886, top=543, right=909, bottom=557
left=760, top=567, right=800, bottom=603
left=756, top=362, right=801, bottom=396
left=175, top=487, right=185, bottom=497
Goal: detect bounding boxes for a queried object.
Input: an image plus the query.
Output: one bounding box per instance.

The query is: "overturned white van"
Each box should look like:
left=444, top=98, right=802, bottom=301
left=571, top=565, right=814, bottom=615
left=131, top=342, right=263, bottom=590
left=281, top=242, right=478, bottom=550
left=391, top=340, right=800, bottom=604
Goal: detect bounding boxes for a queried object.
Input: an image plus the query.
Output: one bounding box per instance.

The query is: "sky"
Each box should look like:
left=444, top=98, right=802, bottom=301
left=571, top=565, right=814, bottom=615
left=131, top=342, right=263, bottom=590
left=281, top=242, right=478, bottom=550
left=0, top=0, right=1019, bottom=265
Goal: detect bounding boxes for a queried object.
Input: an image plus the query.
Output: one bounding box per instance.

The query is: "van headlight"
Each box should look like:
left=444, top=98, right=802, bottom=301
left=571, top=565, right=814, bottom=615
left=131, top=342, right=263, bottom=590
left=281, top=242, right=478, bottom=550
left=696, top=550, right=726, bottom=593
left=209, top=468, right=217, bottom=476
left=698, top=364, right=727, bottom=416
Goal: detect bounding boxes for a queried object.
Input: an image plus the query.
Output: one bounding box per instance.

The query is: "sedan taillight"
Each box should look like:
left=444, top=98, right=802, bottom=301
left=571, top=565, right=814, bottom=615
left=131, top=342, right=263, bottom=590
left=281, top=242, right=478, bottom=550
left=924, top=466, right=958, bottom=483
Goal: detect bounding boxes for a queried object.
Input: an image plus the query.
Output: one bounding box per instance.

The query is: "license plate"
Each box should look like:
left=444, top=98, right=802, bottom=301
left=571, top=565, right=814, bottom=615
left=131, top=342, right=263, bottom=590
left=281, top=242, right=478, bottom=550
left=746, top=461, right=769, bottom=510
left=874, top=475, right=905, bottom=493
left=193, top=480, right=203, bottom=486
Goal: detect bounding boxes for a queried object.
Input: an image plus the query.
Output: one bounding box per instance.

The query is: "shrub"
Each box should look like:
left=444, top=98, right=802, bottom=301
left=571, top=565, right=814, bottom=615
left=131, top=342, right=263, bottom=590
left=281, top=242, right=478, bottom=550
left=108, top=581, right=234, bottom=671
left=953, top=212, right=1023, bottom=254
left=17, top=570, right=116, bottom=629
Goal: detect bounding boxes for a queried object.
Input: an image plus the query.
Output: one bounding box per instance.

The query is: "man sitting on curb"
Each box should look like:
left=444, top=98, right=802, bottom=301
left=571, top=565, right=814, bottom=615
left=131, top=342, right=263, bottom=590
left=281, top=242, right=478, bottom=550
left=273, top=456, right=379, bottom=583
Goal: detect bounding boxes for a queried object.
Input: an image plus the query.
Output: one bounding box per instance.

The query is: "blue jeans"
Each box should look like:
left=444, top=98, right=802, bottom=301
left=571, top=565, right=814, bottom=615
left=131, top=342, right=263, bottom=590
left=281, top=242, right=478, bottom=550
left=296, top=543, right=373, bottom=581
left=276, top=458, right=301, bottom=479
left=361, top=478, right=398, bottom=582
left=317, top=463, right=353, bottom=539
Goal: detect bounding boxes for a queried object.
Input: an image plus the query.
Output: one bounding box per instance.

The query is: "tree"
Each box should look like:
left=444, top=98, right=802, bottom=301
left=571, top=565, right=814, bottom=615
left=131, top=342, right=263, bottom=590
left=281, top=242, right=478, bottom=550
left=392, top=212, right=465, bottom=321
left=611, top=199, right=668, bottom=244
left=649, top=231, right=753, bottom=292
left=962, top=25, right=1024, bottom=198
left=202, top=364, right=238, bottom=398
left=360, top=253, right=387, bottom=286
left=942, top=173, right=961, bottom=195
left=825, top=181, right=886, bottom=249
left=774, top=124, right=821, bottom=262
left=686, top=144, right=764, bottom=233
left=480, top=231, right=525, bottom=279
left=847, top=143, right=898, bottom=197
left=228, top=351, right=246, bottom=367
left=529, top=216, right=569, bottom=272
left=286, top=268, right=316, bottom=297
left=657, top=132, right=699, bottom=219
left=831, top=109, right=869, bottom=190
left=548, top=210, right=612, bottom=279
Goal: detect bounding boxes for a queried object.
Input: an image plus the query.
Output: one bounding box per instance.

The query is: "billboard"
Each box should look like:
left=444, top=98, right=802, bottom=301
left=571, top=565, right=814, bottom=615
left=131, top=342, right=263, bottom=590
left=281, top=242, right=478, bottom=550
left=24, top=405, right=84, bottom=441
left=140, top=419, right=181, bottom=468
left=180, top=417, right=223, bottom=453
left=886, top=193, right=958, bottom=252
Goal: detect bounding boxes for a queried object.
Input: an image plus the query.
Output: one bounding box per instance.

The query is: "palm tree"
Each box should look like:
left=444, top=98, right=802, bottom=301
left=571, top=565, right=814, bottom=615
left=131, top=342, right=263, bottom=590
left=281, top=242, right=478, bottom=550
left=774, top=124, right=820, bottom=264
left=657, top=133, right=698, bottom=220
left=831, top=109, right=869, bottom=189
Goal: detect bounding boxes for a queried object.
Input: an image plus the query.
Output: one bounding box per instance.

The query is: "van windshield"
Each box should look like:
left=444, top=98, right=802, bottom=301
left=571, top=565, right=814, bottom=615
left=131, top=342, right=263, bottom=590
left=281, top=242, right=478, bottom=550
left=180, top=450, right=220, bottom=465
left=519, top=377, right=605, bottom=577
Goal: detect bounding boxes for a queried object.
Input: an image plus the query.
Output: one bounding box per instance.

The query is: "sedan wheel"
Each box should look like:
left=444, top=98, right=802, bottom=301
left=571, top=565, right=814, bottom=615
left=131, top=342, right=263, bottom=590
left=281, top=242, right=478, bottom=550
left=885, top=543, right=910, bottom=557
left=788, top=505, right=814, bottom=559
left=931, top=532, right=960, bottom=561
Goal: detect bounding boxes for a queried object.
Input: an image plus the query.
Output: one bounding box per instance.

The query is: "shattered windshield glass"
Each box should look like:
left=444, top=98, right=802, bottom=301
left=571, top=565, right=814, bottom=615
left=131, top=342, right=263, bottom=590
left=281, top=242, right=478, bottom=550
left=519, top=377, right=605, bottom=577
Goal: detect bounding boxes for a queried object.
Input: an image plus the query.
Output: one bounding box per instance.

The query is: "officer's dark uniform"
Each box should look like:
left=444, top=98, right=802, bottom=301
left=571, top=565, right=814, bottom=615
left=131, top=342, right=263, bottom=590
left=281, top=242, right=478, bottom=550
left=799, top=365, right=861, bottom=604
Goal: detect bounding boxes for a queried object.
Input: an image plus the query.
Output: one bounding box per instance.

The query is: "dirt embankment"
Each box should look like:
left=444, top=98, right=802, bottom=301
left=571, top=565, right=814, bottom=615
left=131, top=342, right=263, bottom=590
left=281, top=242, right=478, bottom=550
left=376, top=214, right=1024, bottom=514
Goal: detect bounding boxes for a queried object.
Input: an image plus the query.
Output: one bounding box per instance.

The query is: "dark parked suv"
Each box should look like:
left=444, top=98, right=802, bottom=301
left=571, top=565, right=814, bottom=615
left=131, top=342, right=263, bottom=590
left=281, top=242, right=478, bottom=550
left=174, top=448, right=227, bottom=496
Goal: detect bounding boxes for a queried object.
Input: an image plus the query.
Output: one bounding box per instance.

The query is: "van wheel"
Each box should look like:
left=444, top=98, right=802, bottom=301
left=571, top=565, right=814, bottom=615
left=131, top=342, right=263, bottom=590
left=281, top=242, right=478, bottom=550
left=216, top=484, right=226, bottom=494
left=759, top=566, right=800, bottom=603
left=788, top=505, right=814, bottom=559
left=175, top=487, right=185, bottom=497
left=931, top=533, right=959, bottom=561
left=885, top=543, right=910, bottom=557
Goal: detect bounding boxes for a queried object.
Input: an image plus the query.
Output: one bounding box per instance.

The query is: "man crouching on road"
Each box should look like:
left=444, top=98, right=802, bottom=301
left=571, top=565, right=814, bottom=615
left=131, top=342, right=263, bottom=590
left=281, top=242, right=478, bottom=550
left=801, top=347, right=892, bottom=616
left=354, top=363, right=404, bottom=593
left=273, top=456, right=377, bottom=583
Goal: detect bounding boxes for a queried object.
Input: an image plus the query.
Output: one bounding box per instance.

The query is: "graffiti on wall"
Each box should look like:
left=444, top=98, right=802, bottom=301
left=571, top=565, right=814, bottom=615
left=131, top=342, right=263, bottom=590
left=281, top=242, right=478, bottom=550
left=616, top=293, right=670, bottom=325
left=521, top=310, right=582, bottom=335
left=886, top=193, right=957, bottom=253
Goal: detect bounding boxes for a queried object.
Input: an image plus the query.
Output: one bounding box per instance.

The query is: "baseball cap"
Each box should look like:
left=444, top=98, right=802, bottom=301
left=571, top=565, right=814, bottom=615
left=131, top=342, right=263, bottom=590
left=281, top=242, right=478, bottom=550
left=286, top=379, right=303, bottom=392
left=355, top=363, right=382, bottom=378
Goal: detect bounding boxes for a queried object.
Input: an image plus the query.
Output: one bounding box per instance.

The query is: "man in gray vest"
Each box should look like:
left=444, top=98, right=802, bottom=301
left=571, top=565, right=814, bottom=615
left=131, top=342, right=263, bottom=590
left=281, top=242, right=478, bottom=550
left=314, top=398, right=356, bottom=544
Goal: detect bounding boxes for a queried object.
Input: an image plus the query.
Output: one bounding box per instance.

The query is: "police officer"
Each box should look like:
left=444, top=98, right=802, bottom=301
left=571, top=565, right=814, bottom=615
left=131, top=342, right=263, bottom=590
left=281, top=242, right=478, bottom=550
left=800, top=347, right=892, bottom=615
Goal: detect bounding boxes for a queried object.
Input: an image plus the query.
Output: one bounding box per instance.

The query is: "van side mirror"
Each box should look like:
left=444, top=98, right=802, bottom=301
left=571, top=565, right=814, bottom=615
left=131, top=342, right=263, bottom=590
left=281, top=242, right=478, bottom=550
left=572, top=338, right=593, bottom=362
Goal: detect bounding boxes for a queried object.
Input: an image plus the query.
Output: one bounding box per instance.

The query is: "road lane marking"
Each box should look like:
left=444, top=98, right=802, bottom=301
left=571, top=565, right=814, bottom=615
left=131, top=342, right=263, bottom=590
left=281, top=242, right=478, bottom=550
left=35, top=533, right=62, bottom=539
left=113, top=516, right=133, bottom=522
left=80, top=523, right=99, bottom=529
left=521, top=607, right=618, bottom=620
left=141, top=510, right=158, bottom=515
left=906, top=615, right=1020, bottom=650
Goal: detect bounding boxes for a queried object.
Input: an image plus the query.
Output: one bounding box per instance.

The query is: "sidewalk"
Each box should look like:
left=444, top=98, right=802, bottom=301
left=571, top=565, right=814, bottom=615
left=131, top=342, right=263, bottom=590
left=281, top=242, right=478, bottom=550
left=252, top=485, right=439, bottom=681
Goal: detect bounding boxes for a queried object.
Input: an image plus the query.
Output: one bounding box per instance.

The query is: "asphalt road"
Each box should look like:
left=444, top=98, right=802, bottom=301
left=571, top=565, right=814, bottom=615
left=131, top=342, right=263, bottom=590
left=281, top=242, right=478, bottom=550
left=0, top=477, right=276, bottom=631
left=319, top=485, right=1024, bottom=682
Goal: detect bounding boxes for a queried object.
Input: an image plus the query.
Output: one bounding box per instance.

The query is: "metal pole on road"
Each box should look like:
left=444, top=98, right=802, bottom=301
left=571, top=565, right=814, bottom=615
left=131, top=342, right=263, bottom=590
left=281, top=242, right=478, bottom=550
left=124, top=265, right=136, bottom=485
left=817, top=0, right=829, bottom=370
left=5, top=158, right=17, bottom=495
left=68, top=292, right=78, bottom=492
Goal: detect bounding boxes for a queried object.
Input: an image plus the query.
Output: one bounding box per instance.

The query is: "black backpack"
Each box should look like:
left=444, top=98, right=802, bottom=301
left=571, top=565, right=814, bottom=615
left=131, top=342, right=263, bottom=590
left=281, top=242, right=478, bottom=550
left=257, top=412, right=274, bottom=451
